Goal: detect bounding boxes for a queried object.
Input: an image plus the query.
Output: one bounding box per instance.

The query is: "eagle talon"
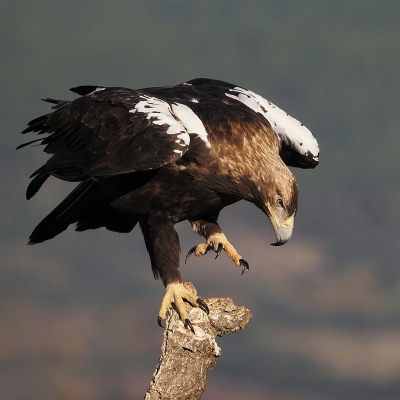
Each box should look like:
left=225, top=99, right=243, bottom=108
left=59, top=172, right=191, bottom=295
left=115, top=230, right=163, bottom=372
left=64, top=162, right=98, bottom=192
left=185, top=318, right=195, bottom=333
left=240, top=258, right=249, bottom=275
left=215, top=242, right=223, bottom=259
left=158, top=316, right=164, bottom=328
left=159, top=283, right=204, bottom=330
left=196, top=298, right=209, bottom=314
left=185, top=246, right=198, bottom=264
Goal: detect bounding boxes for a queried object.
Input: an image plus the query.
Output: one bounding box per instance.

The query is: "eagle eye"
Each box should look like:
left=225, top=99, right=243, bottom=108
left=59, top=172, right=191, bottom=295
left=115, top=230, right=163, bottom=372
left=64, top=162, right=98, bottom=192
left=277, top=198, right=285, bottom=208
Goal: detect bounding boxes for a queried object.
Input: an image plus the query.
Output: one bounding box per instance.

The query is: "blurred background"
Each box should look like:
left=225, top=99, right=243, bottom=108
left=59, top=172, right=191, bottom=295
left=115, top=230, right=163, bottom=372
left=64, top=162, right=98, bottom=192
left=1, top=1, right=400, bottom=399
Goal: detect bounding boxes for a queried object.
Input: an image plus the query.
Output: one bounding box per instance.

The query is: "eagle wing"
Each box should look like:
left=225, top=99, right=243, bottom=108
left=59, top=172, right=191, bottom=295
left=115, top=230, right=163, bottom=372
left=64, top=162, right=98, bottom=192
left=221, top=83, right=319, bottom=169
left=20, top=86, right=205, bottom=199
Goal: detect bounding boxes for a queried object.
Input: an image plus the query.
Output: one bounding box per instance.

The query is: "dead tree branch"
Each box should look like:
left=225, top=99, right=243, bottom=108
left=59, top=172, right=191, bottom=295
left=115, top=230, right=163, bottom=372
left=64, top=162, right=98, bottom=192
left=144, top=282, right=252, bottom=400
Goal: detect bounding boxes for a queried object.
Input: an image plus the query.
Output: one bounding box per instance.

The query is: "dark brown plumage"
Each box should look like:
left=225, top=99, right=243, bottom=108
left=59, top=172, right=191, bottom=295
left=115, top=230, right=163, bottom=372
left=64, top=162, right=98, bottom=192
left=19, top=78, right=319, bottom=328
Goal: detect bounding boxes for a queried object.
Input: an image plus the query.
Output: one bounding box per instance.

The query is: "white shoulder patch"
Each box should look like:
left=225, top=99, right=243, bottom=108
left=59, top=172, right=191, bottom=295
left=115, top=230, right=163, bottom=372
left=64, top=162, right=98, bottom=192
left=170, top=103, right=211, bottom=148
left=226, top=87, right=319, bottom=162
left=129, top=95, right=211, bottom=150
left=129, top=95, right=190, bottom=149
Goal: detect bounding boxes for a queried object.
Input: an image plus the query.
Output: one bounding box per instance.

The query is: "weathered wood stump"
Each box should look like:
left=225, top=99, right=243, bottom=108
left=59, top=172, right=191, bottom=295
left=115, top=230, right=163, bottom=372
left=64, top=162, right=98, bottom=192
left=144, top=282, right=252, bottom=400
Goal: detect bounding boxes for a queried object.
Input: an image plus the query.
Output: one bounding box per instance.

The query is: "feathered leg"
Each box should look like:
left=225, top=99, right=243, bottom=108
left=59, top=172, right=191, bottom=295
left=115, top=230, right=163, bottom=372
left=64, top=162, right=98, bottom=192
left=140, top=218, right=209, bottom=331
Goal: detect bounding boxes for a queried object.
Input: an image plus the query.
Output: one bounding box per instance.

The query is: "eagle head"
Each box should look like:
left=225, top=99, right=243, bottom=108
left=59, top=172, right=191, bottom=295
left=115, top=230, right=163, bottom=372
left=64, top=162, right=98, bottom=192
left=258, top=167, right=299, bottom=246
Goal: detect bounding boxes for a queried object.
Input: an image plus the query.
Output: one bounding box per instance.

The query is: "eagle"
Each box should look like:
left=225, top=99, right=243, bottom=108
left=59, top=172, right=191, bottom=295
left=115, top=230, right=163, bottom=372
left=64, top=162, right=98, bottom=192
left=19, top=78, right=319, bottom=331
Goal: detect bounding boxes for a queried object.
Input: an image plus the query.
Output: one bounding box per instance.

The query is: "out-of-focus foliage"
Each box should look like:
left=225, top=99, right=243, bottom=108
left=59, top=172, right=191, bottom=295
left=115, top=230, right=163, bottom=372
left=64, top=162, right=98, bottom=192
left=1, top=1, right=400, bottom=399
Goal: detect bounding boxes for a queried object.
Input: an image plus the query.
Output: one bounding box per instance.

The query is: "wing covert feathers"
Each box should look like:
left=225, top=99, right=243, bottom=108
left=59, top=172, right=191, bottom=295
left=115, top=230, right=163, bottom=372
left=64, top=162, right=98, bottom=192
left=19, top=88, right=204, bottom=190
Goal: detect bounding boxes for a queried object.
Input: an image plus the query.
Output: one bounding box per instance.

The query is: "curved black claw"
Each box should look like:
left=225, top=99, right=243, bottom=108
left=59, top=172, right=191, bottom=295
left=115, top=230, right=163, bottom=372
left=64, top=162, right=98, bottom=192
left=215, top=242, right=223, bottom=259
left=158, top=316, right=164, bottom=328
left=196, top=298, right=209, bottom=314
left=184, top=318, right=195, bottom=333
left=185, top=245, right=198, bottom=264
left=239, top=258, right=250, bottom=275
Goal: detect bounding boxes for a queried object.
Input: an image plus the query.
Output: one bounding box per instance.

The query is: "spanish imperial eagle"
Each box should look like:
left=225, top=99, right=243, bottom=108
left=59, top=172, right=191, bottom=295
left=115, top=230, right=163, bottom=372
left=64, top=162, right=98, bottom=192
left=19, top=78, right=319, bottom=331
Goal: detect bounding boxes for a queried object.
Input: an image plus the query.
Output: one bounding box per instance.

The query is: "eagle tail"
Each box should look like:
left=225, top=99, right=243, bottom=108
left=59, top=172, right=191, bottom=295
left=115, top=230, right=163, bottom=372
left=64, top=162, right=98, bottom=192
left=28, top=180, right=96, bottom=244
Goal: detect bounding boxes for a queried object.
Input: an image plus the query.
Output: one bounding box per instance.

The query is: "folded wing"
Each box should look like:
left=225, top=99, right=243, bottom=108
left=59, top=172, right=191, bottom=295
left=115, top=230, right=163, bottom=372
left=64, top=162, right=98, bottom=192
left=225, top=86, right=319, bottom=169
left=19, top=87, right=196, bottom=198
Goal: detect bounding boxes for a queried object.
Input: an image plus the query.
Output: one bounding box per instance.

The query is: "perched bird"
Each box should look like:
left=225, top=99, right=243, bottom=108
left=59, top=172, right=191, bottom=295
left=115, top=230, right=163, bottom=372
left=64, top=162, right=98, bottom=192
left=19, top=78, right=319, bottom=331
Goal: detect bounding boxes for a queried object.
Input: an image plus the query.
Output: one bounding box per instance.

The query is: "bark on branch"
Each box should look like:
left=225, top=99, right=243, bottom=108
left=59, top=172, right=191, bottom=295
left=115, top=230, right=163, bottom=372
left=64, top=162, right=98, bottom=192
left=144, top=282, right=252, bottom=400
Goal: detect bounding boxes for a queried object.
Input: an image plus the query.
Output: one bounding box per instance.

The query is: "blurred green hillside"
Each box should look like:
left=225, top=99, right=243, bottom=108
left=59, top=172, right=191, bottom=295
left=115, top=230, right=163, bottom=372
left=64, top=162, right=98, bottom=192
left=1, top=1, right=400, bottom=399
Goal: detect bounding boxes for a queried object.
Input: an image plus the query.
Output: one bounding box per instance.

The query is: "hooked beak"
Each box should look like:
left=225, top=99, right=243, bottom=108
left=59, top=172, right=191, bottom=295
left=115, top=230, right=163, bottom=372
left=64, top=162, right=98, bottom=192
left=266, top=205, right=294, bottom=246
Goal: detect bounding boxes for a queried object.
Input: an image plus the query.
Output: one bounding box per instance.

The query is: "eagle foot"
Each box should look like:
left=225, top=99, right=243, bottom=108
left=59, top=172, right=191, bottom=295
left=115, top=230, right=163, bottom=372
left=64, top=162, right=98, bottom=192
left=158, top=283, right=209, bottom=332
left=185, top=232, right=249, bottom=274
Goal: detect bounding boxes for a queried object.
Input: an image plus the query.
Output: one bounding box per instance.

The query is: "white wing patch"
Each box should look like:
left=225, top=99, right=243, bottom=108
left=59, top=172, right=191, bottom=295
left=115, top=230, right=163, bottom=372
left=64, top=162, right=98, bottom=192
left=226, top=87, right=319, bottom=162
left=130, top=95, right=190, bottom=148
left=171, top=103, right=211, bottom=148
left=129, top=95, right=211, bottom=150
